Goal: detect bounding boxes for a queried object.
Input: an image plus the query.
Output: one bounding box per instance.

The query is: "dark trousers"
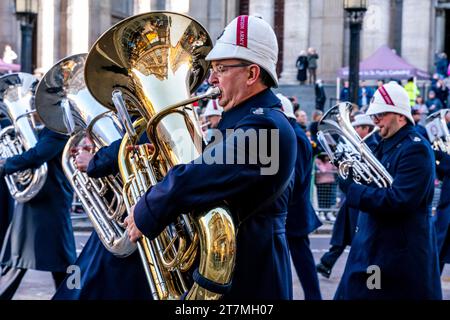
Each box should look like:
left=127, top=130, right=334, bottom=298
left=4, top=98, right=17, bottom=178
left=320, top=244, right=346, bottom=270
left=288, top=235, right=322, bottom=300
left=0, top=267, right=65, bottom=300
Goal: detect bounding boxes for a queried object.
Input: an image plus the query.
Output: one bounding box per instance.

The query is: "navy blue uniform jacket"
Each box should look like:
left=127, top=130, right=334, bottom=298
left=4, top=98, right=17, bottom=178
left=331, top=134, right=378, bottom=247
left=434, top=150, right=450, bottom=265
left=286, top=118, right=321, bottom=237
left=335, top=124, right=442, bottom=299
left=0, top=128, right=76, bottom=272
left=53, top=139, right=152, bottom=300
left=0, top=117, right=14, bottom=249
left=134, top=89, right=297, bottom=300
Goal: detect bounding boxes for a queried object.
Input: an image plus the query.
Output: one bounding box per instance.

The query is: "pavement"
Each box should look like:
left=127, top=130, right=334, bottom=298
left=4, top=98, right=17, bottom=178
left=9, top=231, right=450, bottom=300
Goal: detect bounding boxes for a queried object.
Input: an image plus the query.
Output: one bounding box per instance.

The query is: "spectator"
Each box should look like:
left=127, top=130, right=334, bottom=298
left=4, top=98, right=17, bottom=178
left=307, top=47, right=319, bottom=84
left=314, top=153, right=338, bottom=221
left=433, top=78, right=449, bottom=108
left=315, top=79, right=326, bottom=111
left=426, top=90, right=444, bottom=113
left=413, top=95, right=429, bottom=126
left=2, top=45, right=17, bottom=64
left=296, top=50, right=308, bottom=85
left=404, top=77, right=421, bottom=107
left=288, top=96, right=300, bottom=112
left=295, top=110, right=308, bottom=131
left=339, top=80, right=350, bottom=102
left=358, top=81, right=374, bottom=111
left=309, top=110, right=324, bottom=156
left=435, top=52, right=448, bottom=79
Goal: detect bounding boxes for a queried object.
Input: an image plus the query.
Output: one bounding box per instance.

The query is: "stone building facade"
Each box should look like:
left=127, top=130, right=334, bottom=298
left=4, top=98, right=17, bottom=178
left=0, top=0, right=448, bottom=83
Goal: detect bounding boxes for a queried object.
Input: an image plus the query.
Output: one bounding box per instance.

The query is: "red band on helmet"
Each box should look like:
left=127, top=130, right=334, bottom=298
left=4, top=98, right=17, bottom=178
left=212, top=100, right=218, bottom=110
left=378, top=85, right=395, bottom=106
left=236, top=16, right=248, bottom=47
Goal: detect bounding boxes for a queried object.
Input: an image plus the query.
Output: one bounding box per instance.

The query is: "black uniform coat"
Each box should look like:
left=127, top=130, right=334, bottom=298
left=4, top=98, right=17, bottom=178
left=335, top=124, right=442, bottom=300
left=0, top=128, right=76, bottom=272
left=434, top=151, right=450, bottom=266
left=53, top=139, right=152, bottom=300
left=134, top=89, right=297, bottom=300
left=0, top=117, right=14, bottom=249
left=286, top=118, right=321, bottom=237
left=330, top=135, right=378, bottom=247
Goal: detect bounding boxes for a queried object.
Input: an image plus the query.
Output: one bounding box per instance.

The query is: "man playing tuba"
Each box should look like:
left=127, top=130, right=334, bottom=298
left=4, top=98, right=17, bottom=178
left=126, top=15, right=297, bottom=300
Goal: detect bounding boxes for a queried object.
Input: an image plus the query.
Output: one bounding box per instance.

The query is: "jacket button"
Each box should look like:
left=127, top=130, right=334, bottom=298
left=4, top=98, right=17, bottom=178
left=355, top=226, right=359, bottom=233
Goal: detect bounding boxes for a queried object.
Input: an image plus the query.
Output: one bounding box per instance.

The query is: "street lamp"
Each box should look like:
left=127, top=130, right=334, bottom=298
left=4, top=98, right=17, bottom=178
left=14, top=0, right=39, bottom=74
left=344, top=0, right=367, bottom=105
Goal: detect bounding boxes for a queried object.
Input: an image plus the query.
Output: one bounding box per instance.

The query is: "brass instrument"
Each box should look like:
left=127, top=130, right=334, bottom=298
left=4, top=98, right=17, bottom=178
left=85, top=11, right=236, bottom=300
left=425, top=109, right=450, bottom=154
left=0, top=73, right=48, bottom=202
left=34, top=53, right=136, bottom=257
left=317, top=102, right=393, bottom=188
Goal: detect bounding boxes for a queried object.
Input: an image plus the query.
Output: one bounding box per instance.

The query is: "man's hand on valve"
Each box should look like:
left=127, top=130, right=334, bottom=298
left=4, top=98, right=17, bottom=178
left=124, top=205, right=143, bottom=243
left=75, top=150, right=94, bottom=172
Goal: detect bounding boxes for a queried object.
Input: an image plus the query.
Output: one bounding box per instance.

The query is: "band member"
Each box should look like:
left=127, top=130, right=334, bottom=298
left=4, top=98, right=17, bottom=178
left=125, top=15, right=297, bottom=300
left=335, top=81, right=442, bottom=299
left=317, top=114, right=377, bottom=278
left=0, top=108, right=14, bottom=249
left=0, top=125, right=76, bottom=300
left=433, top=149, right=450, bottom=273
left=53, top=138, right=152, bottom=300
left=277, top=93, right=322, bottom=300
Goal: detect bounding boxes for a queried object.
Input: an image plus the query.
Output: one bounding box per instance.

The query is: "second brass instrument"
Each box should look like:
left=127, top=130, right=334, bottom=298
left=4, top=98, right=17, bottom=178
left=35, top=53, right=136, bottom=257
left=317, top=102, right=393, bottom=188
left=0, top=73, right=48, bottom=202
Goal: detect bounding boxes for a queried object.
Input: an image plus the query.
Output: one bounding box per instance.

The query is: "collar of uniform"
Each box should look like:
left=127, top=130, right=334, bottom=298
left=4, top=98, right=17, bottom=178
left=380, top=123, right=415, bottom=154
left=217, top=88, right=280, bottom=130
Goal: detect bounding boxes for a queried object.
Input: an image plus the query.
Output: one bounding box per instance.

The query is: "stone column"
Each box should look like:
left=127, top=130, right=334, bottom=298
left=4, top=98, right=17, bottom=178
left=67, top=0, right=90, bottom=54
left=435, top=8, right=446, bottom=55
left=401, top=0, right=432, bottom=72
left=249, top=0, right=274, bottom=27
left=279, top=0, right=310, bottom=84
left=37, top=0, right=56, bottom=71
left=361, top=0, right=391, bottom=59
left=189, top=0, right=208, bottom=28
left=134, top=0, right=152, bottom=14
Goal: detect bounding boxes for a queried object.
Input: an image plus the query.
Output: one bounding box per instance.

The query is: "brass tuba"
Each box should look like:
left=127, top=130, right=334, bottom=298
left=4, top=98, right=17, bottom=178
left=425, top=109, right=450, bottom=154
left=317, top=102, right=393, bottom=188
left=85, top=11, right=236, bottom=300
left=0, top=73, right=48, bottom=202
left=34, top=53, right=136, bottom=257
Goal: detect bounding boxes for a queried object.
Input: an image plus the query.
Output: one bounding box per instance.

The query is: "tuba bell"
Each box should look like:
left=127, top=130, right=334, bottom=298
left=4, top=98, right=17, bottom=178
left=0, top=73, right=48, bottom=202
left=425, top=108, right=450, bottom=154
left=34, top=53, right=136, bottom=257
left=317, top=102, right=393, bottom=188
left=85, top=11, right=236, bottom=300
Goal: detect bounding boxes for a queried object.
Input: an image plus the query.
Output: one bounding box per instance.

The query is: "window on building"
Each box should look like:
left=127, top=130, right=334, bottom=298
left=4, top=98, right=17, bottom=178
left=111, top=0, right=134, bottom=24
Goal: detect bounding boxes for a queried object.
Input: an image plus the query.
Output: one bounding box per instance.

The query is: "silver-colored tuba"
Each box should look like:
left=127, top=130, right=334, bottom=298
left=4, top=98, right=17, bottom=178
left=317, top=102, right=393, bottom=188
left=425, top=109, right=450, bottom=154
left=0, top=73, right=48, bottom=202
left=34, top=53, right=136, bottom=257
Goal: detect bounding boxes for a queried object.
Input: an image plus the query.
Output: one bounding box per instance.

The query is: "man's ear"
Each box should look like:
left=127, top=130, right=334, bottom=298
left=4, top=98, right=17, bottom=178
left=247, top=65, right=260, bottom=84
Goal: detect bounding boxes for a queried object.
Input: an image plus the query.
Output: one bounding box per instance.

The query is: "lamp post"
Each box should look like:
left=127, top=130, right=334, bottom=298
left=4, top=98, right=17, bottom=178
left=344, top=0, right=367, bottom=105
left=14, top=0, right=39, bottom=74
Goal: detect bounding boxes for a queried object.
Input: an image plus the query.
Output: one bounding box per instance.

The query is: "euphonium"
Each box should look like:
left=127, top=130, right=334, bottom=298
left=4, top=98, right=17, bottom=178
left=34, top=53, right=136, bottom=257
left=317, top=102, right=393, bottom=188
left=0, top=73, right=48, bottom=202
left=425, top=109, right=450, bottom=154
left=85, top=11, right=236, bottom=300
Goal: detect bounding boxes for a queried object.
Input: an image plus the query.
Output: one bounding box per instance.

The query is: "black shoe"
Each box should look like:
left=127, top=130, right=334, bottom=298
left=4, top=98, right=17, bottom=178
left=316, top=263, right=331, bottom=279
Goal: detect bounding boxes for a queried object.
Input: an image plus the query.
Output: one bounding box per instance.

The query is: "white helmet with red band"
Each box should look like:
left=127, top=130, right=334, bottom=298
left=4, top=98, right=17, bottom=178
left=366, top=81, right=414, bottom=124
left=205, top=15, right=279, bottom=87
